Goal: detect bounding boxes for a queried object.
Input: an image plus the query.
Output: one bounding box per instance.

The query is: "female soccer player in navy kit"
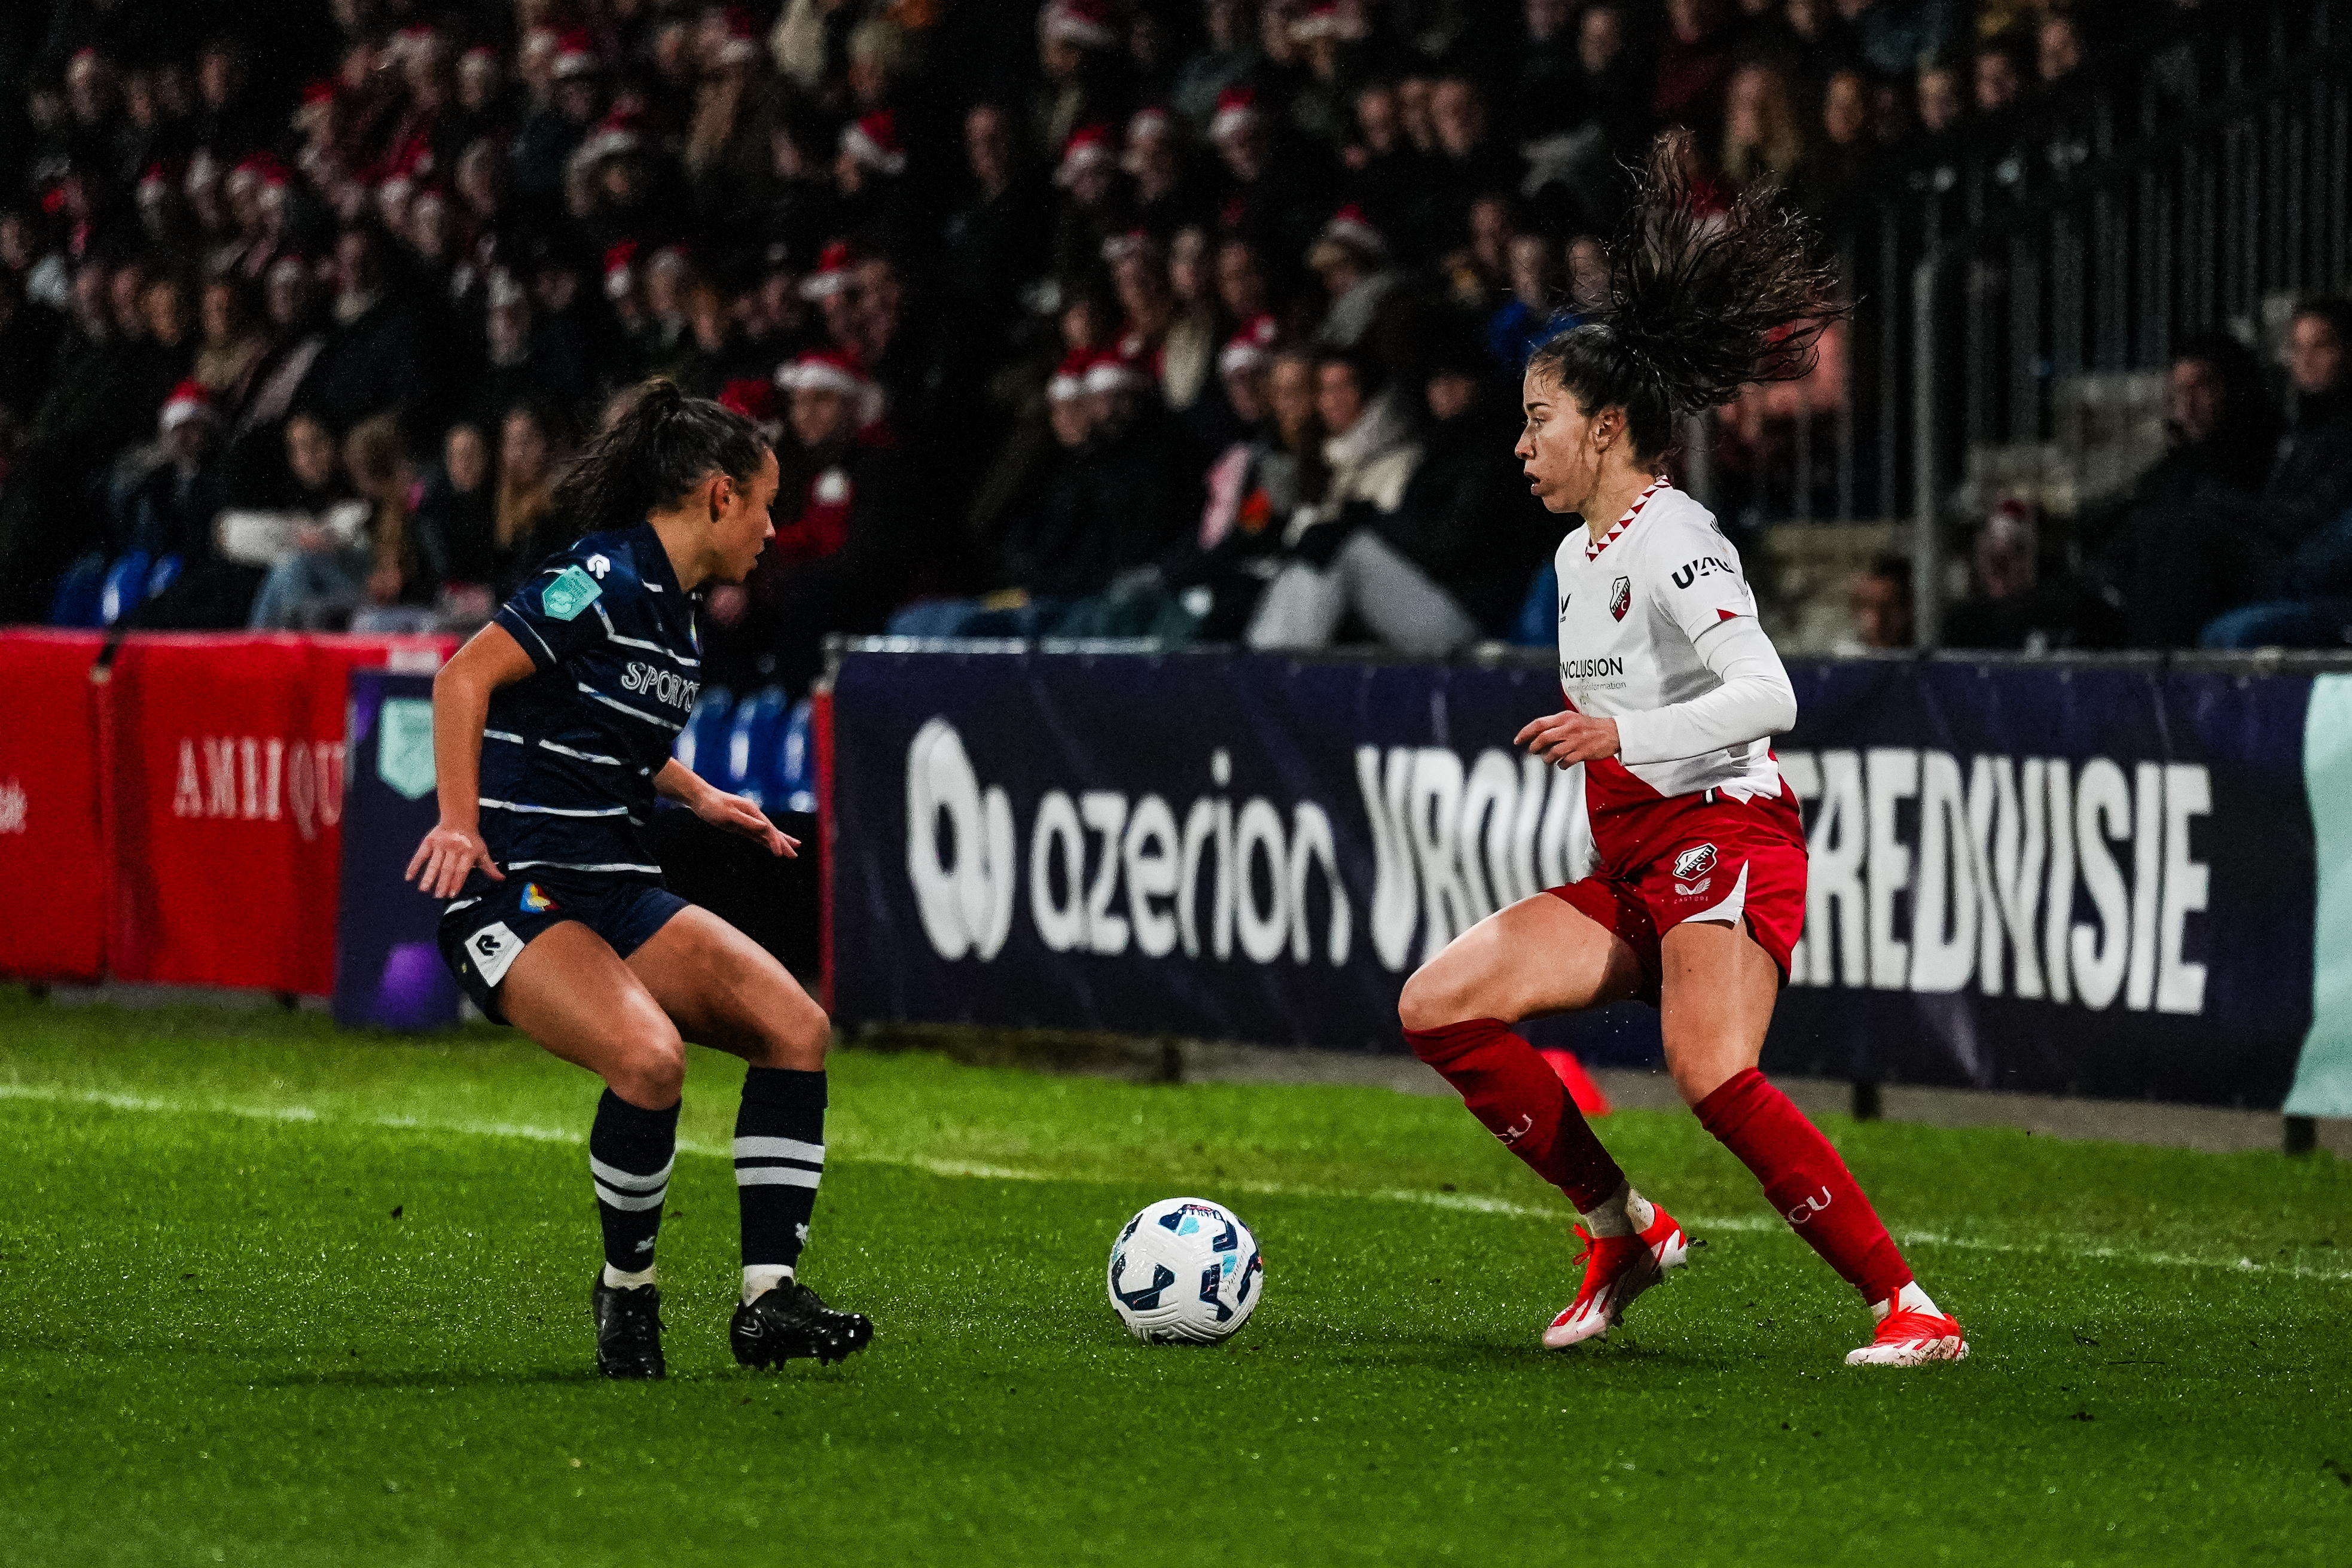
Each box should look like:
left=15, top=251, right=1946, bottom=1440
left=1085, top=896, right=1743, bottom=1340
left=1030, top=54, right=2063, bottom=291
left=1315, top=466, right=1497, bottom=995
left=407, top=382, right=872, bottom=1378
left=1399, top=136, right=1966, bottom=1366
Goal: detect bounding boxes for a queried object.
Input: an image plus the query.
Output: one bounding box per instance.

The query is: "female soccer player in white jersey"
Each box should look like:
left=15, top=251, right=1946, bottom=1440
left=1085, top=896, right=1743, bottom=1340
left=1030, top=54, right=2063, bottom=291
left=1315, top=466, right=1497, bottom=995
left=1397, top=135, right=1966, bottom=1367
left=407, top=382, right=871, bottom=1378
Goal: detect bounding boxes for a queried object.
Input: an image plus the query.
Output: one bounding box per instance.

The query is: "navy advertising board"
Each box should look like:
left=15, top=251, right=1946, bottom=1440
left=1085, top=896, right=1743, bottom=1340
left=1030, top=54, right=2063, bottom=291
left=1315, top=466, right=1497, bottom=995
left=830, top=646, right=2345, bottom=1111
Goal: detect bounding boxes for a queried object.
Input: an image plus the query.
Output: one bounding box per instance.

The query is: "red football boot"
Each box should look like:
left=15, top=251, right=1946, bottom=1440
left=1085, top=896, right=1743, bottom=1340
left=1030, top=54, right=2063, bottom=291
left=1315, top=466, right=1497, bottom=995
left=1542, top=1202, right=1690, bottom=1350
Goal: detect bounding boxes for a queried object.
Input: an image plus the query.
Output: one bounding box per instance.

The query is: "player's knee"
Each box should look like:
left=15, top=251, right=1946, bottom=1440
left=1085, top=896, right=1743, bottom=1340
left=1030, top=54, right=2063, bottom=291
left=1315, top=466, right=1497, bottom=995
left=1398, top=965, right=1463, bottom=1039
left=773, top=1000, right=830, bottom=1069
left=611, top=1033, right=687, bottom=1107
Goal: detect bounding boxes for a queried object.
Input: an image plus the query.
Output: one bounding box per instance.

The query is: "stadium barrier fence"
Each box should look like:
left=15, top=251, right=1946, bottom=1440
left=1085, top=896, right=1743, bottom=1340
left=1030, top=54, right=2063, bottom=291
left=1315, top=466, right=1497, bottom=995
left=827, top=640, right=2352, bottom=1120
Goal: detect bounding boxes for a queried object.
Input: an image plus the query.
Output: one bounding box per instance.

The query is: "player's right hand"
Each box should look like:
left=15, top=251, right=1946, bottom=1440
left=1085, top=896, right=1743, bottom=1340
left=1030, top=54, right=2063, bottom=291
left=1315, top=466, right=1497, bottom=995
left=405, top=821, right=504, bottom=900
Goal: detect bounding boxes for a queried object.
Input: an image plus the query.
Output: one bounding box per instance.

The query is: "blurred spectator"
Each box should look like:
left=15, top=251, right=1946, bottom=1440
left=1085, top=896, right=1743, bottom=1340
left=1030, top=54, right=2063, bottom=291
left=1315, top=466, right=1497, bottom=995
left=1487, top=233, right=1567, bottom=373
left=1847, top=554, right=1914, bottom=650
left=411, top=420, right=498, bottom=609
left=247, top=413, right=416, bottom=630
left=1944, top=499, right=2078, bottom=651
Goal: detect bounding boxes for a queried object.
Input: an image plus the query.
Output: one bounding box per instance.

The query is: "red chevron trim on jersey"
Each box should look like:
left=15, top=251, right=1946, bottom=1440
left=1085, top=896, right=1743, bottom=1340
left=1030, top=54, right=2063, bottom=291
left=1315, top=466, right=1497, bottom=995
left=1584, top=476, right=1672, bottom=562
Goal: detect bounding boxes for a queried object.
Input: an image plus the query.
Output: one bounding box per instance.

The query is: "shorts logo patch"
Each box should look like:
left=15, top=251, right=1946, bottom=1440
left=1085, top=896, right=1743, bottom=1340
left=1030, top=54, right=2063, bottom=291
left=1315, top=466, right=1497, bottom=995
left=466, top=921, right=526, bottom=987
left=540, top=565, right=603, bottom=621
left=1609, top=575, right=1632, bottom=621
left=519, top=883, right=557, bottom=914
left=1673, top=843, right=1718, bottom=880
left=1673, top=878, right=1712, bottom=898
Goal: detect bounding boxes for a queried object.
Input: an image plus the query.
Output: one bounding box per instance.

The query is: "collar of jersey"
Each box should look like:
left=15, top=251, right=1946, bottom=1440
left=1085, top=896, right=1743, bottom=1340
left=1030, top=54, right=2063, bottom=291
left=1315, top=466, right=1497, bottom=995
left=1582, top=475, right=1671, bottom=562
left=627, top=520, right=687, bottom=599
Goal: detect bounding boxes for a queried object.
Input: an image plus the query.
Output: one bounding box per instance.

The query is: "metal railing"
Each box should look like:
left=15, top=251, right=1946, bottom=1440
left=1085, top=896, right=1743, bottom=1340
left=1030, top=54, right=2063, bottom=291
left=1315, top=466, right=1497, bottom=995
left=1721, top=1, right=2351, bottom=647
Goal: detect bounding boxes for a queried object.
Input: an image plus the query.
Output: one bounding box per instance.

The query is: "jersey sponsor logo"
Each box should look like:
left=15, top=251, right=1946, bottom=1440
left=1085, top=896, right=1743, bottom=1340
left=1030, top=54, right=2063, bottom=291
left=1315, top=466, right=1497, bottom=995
left=1671, top=555, right=1738, bottom=589
left=620, top=661, right=702, bottom=710
left=1494, top=1112, right=1535, bottom=1147
left=1560, top=655, right=1625, bottom=680
left=1673, top=842, right=1718, bottom=880
left=1557, top=593, right=1571, bottom=621
left=541, top=565, right=603, bottom=621
left=1609, top=575, right=1631, bottom=621
left=519, top=882, right=557, bottom=914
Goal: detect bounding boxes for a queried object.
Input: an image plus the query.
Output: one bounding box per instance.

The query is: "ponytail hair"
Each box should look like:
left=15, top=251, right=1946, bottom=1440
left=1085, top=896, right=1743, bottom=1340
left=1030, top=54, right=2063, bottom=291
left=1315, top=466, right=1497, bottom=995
left=1527, top=129, right=1843, bottom=462
left=548, top=378, right=769, bottom=539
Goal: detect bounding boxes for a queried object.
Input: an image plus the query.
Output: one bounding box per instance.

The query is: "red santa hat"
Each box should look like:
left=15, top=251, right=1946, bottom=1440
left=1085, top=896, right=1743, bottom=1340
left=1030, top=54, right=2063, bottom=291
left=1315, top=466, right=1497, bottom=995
left=715, top=7, right=762, bottom=66
left=581, top=105, right=646, bottom=164
left=160, top=380, right=217, bottom=432
left=1055, top=124, right=1117, bottom=187
left=1038, top=0, right=1119, bottom=51
left=797, top=240, right=861, bottom=300
left=1048, top=348, right=1094, bottom=403
left=1209, top=86, right=1263, bottom=144
left=1313, top=203, right=1386, bottom=260
left=1217, top=313, right=1280, bottom=377
left=603, top=240, right=639, bottom=300
left=137, top=161, right=173, bottom=206
left=839, top=111, right=907, bottom=177
left=774, top=347, right=885, bottom=426
left=552, top=29, right=603, bottom=79
left=718, top=376, right=779, bottom=426
left=1082, top=350, right=1154, bottom=396
left=297, top=79, right=338, bottom=121
left=1126, top=106, right=1175, bottom=145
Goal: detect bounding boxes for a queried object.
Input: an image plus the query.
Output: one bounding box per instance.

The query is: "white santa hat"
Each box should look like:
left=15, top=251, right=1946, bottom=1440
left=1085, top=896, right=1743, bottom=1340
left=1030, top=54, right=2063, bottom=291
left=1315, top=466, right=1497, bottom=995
left=1082, top=353, right=1154, bottom=396
left=775, top=347, right=886, bottom=426
left=1038, top=0, right=1118, bottom=51
left=1217, top=313, right=1280, bottom=377
left=839, top=111, right=907, bottom=177
left=1209, top=86, right=1264, bottom=144
left=160, top=379, right=217, bottom=432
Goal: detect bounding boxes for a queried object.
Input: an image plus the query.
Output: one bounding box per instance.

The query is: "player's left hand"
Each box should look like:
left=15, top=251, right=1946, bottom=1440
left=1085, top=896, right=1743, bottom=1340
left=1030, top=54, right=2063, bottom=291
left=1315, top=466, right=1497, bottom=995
left=1515, top=709, right=1621, bottom=767
left=692, top=786, right=797, bottom=857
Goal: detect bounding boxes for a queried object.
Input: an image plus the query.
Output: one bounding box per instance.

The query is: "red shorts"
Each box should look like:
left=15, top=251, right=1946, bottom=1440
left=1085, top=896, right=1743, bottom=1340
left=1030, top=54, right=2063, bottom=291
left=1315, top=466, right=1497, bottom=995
left=1545, top=789, right=1807, bottom=1006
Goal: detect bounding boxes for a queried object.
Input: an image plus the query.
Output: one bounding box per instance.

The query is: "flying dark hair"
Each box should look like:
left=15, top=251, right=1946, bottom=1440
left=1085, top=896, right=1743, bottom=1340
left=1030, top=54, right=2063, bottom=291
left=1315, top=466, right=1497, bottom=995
left=548, top=379, right=768, bottom=538
left=1526, top=130, right=1843, bottom=462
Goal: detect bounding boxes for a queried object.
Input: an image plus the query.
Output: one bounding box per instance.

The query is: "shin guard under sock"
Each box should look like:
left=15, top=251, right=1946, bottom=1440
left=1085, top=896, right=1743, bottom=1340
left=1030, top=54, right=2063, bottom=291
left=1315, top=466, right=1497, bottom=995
left=589, top=1089, right=679, bottom=1275
left=1405, top=1019, right=1624, bottom=1211
left=735, top=1066, right=826, bottom=1282
left=1694, top=1067, right=1912, bottom=1305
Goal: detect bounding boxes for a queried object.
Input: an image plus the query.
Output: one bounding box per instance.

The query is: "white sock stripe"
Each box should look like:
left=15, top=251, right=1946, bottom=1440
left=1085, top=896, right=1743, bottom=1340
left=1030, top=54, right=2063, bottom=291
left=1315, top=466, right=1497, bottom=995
left=588, top=1154, right=675, bottom=1191
left=735, top=1166, right=822, bottom=1188
left=593, top=1180, right=670, bottom=1211
left=732, top=1136, right=825, bottom=1163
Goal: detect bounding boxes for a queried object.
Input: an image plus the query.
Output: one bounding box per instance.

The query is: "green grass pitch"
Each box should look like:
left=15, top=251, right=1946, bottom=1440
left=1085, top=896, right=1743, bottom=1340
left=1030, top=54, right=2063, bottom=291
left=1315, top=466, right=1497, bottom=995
left=1, top=989, right=2347, bottom=1566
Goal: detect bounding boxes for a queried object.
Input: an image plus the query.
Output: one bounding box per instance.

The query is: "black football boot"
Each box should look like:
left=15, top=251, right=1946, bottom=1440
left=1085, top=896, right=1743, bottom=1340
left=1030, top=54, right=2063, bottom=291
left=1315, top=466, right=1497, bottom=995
left=591, top=1276, right=666, bottom=1379
left=730, top=1281, right=874, bottom=1368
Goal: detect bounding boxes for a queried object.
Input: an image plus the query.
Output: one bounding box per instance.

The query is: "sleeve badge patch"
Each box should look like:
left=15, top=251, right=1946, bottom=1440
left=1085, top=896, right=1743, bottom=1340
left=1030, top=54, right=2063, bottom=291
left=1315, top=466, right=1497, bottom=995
left=540, top=565, right=603, bottom=621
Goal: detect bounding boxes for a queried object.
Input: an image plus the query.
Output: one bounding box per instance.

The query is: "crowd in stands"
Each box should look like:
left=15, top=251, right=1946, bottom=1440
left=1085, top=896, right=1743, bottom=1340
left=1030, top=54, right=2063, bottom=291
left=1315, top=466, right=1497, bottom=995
left=0, top=0, right=2341, bottom=685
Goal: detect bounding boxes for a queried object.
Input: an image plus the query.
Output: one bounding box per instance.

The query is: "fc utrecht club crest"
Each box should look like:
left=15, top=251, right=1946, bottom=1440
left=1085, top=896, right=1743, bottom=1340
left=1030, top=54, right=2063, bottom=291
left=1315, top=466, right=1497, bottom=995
left=1609, top=575, right=1632, bottom=621
left=1673, top=843, right=1718, bottom=881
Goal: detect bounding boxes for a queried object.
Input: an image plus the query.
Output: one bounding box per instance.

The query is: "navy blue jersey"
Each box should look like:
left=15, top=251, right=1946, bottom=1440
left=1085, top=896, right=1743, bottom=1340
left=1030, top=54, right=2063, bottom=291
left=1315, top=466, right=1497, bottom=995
left=477, top=521, right=701, bottom=882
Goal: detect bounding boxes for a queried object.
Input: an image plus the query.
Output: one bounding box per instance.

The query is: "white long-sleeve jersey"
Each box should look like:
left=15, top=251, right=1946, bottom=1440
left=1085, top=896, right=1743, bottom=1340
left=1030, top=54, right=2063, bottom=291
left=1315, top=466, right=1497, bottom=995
left=1552, top=478, right=1797, bottom=860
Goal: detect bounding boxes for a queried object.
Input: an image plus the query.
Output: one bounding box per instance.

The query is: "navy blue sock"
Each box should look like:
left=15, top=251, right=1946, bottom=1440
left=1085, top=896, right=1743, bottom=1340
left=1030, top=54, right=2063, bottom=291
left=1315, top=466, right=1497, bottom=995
left=735, top=1067, right=826, bottom=1272
left=589, top=1090, right=679, bottom=1275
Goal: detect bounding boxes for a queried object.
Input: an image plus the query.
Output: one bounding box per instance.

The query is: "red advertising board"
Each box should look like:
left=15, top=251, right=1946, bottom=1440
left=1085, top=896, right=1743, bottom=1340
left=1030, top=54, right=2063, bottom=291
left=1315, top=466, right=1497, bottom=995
left=100, top=633, right=450, bottom=995
left=0, top=631, right=108, bottom=981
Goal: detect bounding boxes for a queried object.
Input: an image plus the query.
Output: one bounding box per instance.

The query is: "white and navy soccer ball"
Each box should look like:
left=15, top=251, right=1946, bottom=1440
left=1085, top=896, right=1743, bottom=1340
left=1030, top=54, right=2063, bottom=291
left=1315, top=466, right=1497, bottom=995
left=1107, top=1197, right=1264, bottom=1345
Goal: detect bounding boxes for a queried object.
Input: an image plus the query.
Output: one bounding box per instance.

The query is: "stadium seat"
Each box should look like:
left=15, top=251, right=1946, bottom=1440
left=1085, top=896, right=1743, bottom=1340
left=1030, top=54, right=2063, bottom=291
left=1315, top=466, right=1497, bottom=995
left=675, top=687, right=734, bottom=782
left=777, top=698, right=816, bottom=815
left=99, top=552, right=153, bottom=626
left=47, top=554, right=109, bottom=627
left=723, top=686, right=789, bottom=807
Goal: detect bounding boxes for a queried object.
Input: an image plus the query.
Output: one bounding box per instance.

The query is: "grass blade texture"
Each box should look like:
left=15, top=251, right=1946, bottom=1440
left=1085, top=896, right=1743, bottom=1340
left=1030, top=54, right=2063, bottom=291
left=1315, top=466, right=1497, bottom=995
left=1, top=990, right=2346, bottom=1567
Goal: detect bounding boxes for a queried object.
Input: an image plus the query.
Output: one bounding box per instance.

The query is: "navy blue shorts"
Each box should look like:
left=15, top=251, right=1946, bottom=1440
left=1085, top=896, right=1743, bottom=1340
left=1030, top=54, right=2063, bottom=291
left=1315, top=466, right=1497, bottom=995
left=437, top=871, right=688, bottom=1025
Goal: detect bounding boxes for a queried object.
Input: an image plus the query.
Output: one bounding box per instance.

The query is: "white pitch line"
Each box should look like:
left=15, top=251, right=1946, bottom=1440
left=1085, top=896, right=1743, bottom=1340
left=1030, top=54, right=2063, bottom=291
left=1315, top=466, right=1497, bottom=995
left=4, top=1081, right=2348, bottom=1282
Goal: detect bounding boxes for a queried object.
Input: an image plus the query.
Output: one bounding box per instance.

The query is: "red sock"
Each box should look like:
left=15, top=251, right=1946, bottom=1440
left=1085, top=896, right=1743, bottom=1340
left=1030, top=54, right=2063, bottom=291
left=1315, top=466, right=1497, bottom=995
left=1694, top=1068, right=1912, bottom=1305
left=1405, top=1020, right=1624, bottom=1212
